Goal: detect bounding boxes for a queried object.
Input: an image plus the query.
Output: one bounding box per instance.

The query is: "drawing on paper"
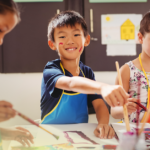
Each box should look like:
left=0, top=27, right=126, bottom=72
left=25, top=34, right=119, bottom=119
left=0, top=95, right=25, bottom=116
left=63, top=131, right=98, bottom=145
left=121, top=19, right=135, bottom=40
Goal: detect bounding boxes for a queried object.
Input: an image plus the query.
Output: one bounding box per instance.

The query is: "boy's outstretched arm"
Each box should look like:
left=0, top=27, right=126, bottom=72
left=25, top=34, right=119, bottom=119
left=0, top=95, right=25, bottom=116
left=92, top=99, right=114, bottom=139
left=111, top=64, right=138, bottom=119
left=55, top=76, right=129, bottom=107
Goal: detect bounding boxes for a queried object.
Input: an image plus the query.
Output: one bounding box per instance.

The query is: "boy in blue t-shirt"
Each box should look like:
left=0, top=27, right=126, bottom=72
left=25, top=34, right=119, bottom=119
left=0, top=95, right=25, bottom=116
left=41, top=10, right=129, bottom=139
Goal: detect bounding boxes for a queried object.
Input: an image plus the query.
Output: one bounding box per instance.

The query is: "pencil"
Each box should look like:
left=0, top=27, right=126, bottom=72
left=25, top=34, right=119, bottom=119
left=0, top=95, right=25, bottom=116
left=14, top=109, right=59, bottom=140
left=115, top=61, right=130, bottom=131
left=110, top=124, right=119, bottom=141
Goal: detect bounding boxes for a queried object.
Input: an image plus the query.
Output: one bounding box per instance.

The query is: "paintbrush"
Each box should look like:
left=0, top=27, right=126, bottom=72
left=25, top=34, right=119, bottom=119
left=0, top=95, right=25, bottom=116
left=129, top=94, right=147, bottom=111
left=115, top=61, right=130, bottom=131
left=14, top=109, right=59, bottom=140
left=134, top=102, right=147, bottom=111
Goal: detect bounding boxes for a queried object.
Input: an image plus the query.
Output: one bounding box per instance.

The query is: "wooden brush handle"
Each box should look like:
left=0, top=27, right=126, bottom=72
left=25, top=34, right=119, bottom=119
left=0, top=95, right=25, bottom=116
left=115, top=61, right=130, bottom=131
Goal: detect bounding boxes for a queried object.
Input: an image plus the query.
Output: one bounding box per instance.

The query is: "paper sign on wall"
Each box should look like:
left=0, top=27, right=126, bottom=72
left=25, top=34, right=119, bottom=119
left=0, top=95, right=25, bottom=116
left=90, top=0, right=147, bottom=2
left=106, top=44, right=136, bottom=56
left=14, top=0, right=63, bottom=2
left=101, top=14, right=142, bottom=45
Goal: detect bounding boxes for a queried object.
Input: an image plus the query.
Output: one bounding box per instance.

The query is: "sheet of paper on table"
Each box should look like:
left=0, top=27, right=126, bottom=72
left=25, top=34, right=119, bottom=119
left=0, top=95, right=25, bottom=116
left=9, top=123, right=118, bottom=150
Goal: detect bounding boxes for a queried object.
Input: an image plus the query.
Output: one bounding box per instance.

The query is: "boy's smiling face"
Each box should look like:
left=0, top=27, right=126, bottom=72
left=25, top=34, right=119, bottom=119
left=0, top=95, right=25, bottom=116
left=48, top=23, right=90, bottom=60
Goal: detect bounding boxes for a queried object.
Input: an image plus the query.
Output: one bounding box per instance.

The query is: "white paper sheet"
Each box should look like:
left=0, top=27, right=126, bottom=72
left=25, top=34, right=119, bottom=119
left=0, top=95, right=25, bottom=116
left=106, top=44, right=136, bottom=56
left=101, top=14, right=142, bottom=44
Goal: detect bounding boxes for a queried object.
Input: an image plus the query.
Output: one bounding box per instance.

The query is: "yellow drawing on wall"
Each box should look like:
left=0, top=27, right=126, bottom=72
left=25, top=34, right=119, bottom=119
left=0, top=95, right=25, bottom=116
left=121, top=19, right=135, bottom=40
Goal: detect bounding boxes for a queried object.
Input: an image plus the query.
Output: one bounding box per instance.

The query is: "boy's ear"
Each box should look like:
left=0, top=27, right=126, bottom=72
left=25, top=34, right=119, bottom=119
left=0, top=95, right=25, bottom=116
left=48, top=40, right=57, bottom=50
left=137, top=32, right=143, bottom=44
left=84, top=35, right=90, bottom=47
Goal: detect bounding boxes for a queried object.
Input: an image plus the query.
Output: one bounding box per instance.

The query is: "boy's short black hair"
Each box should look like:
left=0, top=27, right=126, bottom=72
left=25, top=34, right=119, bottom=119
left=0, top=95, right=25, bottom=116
left=139, top=11, right=150, bottom=36
left=47, top=10, right=89, bottom=42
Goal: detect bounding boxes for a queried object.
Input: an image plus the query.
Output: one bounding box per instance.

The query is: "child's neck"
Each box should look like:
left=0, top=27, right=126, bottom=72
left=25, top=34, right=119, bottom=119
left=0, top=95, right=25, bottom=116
left=60, top=57, right=80, bottom=76
left=140, top=51, right=150, bottom=72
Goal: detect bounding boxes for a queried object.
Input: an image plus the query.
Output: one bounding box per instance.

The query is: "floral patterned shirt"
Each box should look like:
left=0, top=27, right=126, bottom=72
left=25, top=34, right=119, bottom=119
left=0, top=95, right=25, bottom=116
left=126, top=61, right=150, bottom=123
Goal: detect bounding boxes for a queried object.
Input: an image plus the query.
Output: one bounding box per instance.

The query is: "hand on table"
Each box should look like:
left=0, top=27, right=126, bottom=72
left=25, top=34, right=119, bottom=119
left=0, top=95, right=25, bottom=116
left=94, top=124, right=114, bottom=139
left=101, top=84, right=129, bottom=107
left=0, top=127, right=34, bottom=147
left=0, top=101, right=16, bottom=122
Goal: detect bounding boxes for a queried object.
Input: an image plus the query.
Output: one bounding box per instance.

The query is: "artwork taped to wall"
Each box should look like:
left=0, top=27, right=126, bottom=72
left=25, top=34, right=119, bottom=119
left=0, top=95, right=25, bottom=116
left=106, top=44, right=136, bottom=56
left=101, top=14, right=142, bottom=45
left=14, top=0, right=63, bottom=2
left=90, top=0, right=147, bottom=3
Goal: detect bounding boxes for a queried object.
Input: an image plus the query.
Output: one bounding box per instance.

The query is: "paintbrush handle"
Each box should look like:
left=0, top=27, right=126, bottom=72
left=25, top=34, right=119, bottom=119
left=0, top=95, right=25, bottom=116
left=115, top=61, right=130, bottom=131
left=14, top=109, right=59, bottom=139
left=17, top=111, right=39, bottom=127
left=39, top=126, right=53, bottom=135
left=135, top=102, right=147, bottom=111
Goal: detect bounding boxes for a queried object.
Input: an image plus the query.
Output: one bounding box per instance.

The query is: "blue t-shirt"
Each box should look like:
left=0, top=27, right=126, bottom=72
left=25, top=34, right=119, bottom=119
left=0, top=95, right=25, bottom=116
left=41, top=59, right=102, bottom=120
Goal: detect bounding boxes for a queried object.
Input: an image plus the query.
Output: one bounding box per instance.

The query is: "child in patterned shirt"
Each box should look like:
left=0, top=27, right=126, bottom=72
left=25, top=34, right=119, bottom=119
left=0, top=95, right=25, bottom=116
left=111, top=11, right=150, bottom=123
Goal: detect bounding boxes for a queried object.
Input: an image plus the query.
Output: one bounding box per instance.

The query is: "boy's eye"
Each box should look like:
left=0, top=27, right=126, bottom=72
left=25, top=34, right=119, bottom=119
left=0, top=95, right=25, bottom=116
left=59, top=36, right=65, bottom=38
left=74, top=34, right=80, bottom=37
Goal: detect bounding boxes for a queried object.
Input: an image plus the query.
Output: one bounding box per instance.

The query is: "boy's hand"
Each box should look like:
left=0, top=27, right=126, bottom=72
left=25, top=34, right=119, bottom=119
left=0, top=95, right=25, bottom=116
left=101, top=84, right=129, bottom=107
left=94, top=124, right=114, bottom=139
left=0, top=127, right=34, bottom=147
left=0, top=101, right=16, bottom=122
left=126, top=98, right=141, bottom=115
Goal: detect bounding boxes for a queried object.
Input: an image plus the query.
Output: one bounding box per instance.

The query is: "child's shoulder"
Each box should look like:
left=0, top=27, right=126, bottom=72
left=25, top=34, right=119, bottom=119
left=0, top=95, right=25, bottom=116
left=120, top=58, right=139, bottom=79
left=125, top=58, right=140, bottom=71
left=119, top=61, right=131, bottom=80
left=44, top=59, right=61, bottom=69
left=79, top=61, right=94, bottom=78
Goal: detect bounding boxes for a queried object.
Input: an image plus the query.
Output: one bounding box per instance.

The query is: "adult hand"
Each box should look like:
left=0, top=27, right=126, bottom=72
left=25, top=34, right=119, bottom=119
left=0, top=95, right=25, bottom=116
left=101, top=84, right=129, bottom=107
left=0, top=127, right=34, bottom=147
left=94, top=124, right=114, bottom=139
left=0, top=101, right=16, bottom=122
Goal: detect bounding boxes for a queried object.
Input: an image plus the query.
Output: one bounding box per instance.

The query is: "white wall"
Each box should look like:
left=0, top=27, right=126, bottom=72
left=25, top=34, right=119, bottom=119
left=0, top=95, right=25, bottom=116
left=0, top=71, right=117, bottom=127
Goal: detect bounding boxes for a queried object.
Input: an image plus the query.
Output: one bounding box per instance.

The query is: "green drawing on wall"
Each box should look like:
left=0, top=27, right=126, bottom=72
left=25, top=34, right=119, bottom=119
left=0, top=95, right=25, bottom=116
left=14, top=0, right=63, bottom=2
left=89, top=0, right=147, bottom=3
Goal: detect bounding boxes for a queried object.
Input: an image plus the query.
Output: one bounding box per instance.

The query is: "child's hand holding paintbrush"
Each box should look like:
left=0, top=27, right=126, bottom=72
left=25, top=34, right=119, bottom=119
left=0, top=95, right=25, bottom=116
left=125, top=98, right=144, bottom=114
left=125, top=95, right=147, bottom=114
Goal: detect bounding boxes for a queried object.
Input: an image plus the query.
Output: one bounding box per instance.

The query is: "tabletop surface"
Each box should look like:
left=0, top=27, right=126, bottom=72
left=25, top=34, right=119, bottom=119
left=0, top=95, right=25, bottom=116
left=8, top=123, right=119, bottom=150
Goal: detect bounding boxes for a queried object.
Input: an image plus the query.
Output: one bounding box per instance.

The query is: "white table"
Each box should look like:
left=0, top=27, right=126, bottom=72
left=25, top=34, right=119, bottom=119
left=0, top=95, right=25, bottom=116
left=8, top=123, right=119, bottom=150
left=8, top=122, right=150, bottom=150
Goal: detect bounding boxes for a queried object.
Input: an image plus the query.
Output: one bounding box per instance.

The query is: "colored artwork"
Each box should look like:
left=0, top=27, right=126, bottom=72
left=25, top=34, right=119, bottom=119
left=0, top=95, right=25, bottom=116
left=121, top=19, right=135, bottom=40
left=12, top=143, right=74, bottom=150
left=63, top=131, right=98, bottom=145
left=101, top=14, right=142, bottom=44
left=103, top=145, right=117, bottom=150
left=89, top=0, right=147, bottom=2
left=131, top=128, right=150, bottom=144
left=144, top=128, right=150, bottom=142
left=14, top=0, right=63, bottom=2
